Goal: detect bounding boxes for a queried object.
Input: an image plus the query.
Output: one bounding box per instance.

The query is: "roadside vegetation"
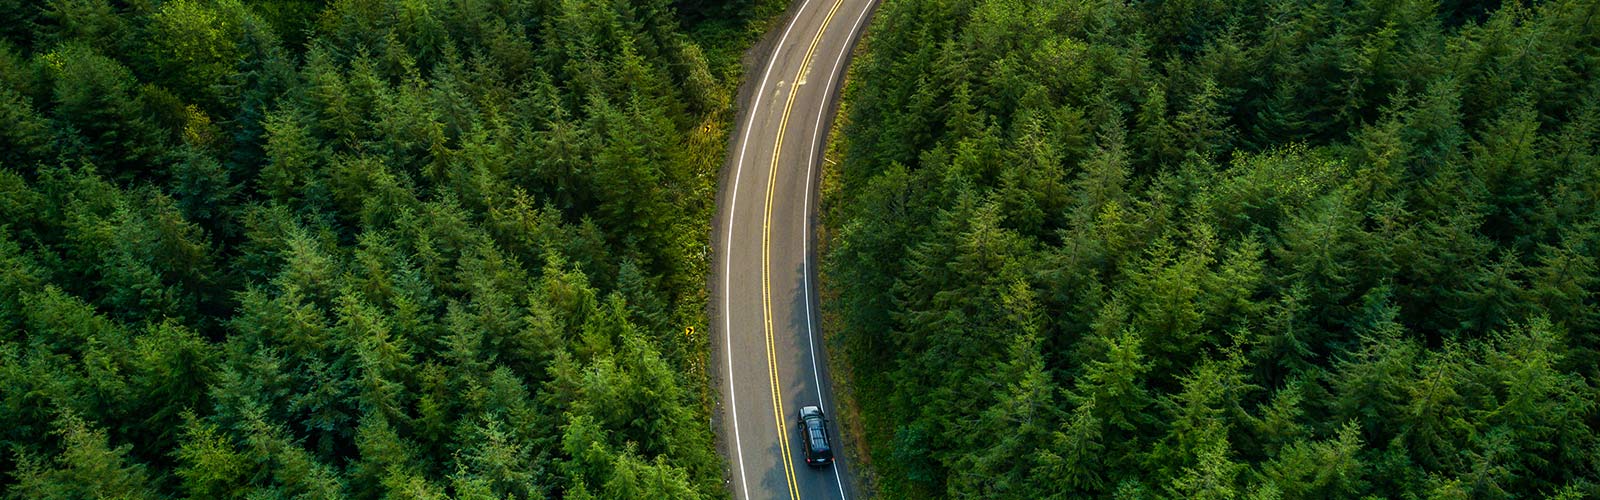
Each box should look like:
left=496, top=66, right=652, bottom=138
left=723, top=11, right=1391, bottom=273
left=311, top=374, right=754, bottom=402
left=0, top=0, right=779, bottom=497
left=823, top=0, right=1600, bottom=497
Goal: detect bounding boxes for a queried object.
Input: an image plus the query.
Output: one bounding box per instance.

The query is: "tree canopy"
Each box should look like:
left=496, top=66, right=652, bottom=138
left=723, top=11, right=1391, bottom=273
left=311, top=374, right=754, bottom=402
left=0, top=0, right=782, bottom=497
left=823, top=0, right=1600, bottom=498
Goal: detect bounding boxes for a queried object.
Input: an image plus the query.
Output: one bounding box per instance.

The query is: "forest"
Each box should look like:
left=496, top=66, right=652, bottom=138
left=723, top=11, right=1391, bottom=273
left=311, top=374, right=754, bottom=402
left=822, top=0, right=1600, bottom=498
left=0, top=0, right=778, bottom=497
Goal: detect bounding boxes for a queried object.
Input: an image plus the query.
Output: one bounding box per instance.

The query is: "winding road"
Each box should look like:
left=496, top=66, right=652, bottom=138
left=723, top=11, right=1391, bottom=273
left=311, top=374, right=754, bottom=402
left=712, top=0, right=876, bottom=498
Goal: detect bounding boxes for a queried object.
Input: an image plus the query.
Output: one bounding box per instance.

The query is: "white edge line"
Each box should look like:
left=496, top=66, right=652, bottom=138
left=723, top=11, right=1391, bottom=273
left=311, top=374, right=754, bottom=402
left=802, top=0, right=874, bottom=498
left=725, top=0, right=819, bottom=498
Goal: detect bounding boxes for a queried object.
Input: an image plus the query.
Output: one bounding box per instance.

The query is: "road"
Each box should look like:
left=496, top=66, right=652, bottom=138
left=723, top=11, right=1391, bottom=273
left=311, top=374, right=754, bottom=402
left=712, top=0, right=875, bottom=498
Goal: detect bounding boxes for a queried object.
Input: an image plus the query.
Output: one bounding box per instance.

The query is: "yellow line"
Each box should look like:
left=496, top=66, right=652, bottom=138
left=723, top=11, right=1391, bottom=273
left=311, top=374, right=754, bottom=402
left=763, top=0, right=848, bottom=497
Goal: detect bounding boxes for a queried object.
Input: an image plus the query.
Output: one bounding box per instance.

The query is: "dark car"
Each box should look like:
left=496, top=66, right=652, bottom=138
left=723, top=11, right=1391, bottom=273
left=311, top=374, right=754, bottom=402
left=797, top=405, right=833, bottom=467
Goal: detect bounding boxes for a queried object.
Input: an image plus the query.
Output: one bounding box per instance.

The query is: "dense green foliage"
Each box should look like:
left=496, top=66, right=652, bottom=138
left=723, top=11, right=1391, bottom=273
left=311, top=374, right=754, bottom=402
left=0, top=0, right=779, bottom=497
left=824, top=0, right=1600, bottom=498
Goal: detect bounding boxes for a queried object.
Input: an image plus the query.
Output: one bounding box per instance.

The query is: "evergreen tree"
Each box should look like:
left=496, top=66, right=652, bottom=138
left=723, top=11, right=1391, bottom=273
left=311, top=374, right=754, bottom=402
left=821, top=0, right=1600, bottom=496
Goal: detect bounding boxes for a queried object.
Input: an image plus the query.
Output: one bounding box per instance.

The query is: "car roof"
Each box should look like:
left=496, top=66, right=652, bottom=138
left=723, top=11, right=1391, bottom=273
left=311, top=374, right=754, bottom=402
left=810, top=430, right=830, bottom=452
left=804, top=410, right=829, bottom=451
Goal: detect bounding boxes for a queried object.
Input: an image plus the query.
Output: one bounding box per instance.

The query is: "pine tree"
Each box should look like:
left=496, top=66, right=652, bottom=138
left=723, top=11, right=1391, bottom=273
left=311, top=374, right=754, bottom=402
left=9, top=412, right=158, bottom=500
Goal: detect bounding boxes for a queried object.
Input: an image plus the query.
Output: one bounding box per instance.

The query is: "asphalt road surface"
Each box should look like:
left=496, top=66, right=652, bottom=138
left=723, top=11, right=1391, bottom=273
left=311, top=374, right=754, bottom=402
left=712, top=0, right=876, bottom=498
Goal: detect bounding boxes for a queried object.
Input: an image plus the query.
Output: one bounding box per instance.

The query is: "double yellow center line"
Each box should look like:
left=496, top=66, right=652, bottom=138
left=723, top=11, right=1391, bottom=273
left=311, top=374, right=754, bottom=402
left=762, top=0, right=848, bottom=496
